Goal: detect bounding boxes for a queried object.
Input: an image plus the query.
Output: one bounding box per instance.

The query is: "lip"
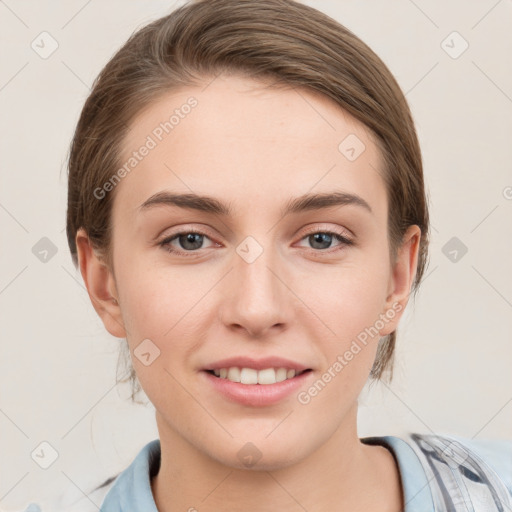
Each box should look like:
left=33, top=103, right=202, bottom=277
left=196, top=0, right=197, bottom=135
left=203, top=356, right=310, bottom=372
left=201, top=367, right=314, bottom=407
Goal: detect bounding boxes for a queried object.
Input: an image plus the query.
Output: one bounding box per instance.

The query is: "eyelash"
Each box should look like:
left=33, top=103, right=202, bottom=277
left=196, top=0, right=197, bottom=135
left=158, top=227, right=354, bottom=257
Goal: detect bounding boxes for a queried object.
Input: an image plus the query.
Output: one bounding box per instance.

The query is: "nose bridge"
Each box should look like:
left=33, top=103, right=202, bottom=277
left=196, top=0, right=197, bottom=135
left=221, top=235, right=288, bottom=336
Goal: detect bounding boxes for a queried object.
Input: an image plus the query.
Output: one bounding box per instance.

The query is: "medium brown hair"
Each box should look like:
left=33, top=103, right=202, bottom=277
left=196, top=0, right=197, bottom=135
left=66, top=0, right=429, bottom=400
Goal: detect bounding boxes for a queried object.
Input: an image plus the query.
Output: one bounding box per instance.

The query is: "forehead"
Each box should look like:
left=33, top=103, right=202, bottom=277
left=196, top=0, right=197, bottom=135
left=113, top=74, right=386, bottom=221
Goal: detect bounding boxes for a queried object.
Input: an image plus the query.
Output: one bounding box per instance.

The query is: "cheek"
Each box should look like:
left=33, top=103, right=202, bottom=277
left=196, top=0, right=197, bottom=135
left=309, top=259, right=390, bottom=332
left=117, top=257, right=195, bottom=329
left=116, top=269, right=195, bottom=403
left=118, top=242, right=392, bottom=342
left=305, top=257, right=391, bottom=374
left=116, top=262, right=216, bottom=374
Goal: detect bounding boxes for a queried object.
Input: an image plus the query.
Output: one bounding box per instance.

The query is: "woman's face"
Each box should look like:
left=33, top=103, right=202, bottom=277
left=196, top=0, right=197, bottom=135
left=82, top=74, right=419, bottom=470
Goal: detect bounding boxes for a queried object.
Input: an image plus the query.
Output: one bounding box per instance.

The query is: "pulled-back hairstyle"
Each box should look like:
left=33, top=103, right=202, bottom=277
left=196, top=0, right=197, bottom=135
left=66, top=0, right=429, bottom=400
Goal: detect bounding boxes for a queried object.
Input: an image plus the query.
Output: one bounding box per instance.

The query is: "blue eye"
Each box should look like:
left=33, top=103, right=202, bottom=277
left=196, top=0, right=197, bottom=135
left=158, top=228, right=353, bottom=257
left=159, top=231, right=214, bottom=256
left=300, top=231, right=353, bottom=251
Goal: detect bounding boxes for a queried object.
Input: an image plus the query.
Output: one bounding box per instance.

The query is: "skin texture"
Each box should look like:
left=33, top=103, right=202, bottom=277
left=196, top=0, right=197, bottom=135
left=76, top=74, right=420, bottom=511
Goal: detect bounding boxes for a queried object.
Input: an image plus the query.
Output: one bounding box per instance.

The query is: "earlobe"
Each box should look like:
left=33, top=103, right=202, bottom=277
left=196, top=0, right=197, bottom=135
left=75, top=228, right=127, bottom=339
left=379, top=225, right=421, bottom=336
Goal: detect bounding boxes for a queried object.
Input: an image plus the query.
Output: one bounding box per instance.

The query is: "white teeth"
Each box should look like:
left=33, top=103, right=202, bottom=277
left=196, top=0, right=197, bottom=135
left=211, top=367, right=303, bottom=385
left=275, top=368, right=287, bottom=382
left=240, top=368, right=258, bottom=384
left=257, top=368, right=276, bottom=385
left=227, top=367, right=241, bottom=382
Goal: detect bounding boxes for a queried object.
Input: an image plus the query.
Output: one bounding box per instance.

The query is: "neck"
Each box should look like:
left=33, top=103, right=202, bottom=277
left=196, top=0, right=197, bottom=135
left=151, top=405, right=403, bottom=512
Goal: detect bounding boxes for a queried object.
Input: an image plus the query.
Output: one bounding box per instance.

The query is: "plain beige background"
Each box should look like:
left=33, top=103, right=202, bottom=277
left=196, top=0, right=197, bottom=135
left=1, top=0, right=511, bottom=509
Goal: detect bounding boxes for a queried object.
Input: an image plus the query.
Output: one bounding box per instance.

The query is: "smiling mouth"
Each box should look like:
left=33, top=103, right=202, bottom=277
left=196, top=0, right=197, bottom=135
left=205, top=367, right=312, bottom=385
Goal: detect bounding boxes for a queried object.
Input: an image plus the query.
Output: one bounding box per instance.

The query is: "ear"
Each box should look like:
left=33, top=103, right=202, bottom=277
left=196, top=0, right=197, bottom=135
left=75, top=228, right=127, bottom=338
left=378, top=225, right=421, bottom=336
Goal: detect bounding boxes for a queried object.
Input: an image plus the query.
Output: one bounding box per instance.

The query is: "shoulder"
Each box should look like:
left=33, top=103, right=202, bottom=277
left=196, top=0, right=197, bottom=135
left=16, top=440, right=161, bottom=512
left=404, top=432, right=512, bottom=510
left=363, top=432, right=512, bottom=511
left=405, top=432, right=512, bottom=487
left=15, top=475, right=119, bottom=512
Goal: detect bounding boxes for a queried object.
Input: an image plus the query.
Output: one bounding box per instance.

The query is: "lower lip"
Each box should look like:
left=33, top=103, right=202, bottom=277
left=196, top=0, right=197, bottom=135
left=202, top=370, right=313, bottom=407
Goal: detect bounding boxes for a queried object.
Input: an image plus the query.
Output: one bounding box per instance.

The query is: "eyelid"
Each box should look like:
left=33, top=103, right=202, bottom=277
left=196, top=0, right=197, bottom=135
left=300, top=224, right=354, bottom=240
left=295, top=226, right=354, bottom=254
left=156, top=224, right=217, bottom=242
left=157, top=227, right=218, bottom=247
left=157, top=223, right=355, bottom=259
left=157, top=224, right=353, bottom=245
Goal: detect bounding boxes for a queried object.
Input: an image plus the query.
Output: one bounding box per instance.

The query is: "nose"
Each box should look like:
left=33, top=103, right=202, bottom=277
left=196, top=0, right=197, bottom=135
left=218, top=240, right=291, bottom=338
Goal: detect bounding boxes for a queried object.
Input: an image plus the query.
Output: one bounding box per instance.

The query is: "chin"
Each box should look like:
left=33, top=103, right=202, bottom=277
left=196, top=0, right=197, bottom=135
left=206, top=435, right=312, bottom=472
left=233, top=458, right=299, bottom=472
left=225, top=450, right=305, bottom=472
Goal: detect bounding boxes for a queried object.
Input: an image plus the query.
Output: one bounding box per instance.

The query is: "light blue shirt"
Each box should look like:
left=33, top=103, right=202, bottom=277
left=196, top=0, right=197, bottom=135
left=21, top=433, right=512, bottom=511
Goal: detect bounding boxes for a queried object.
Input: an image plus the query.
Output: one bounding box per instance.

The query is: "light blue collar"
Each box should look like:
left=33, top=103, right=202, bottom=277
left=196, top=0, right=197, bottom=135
left=361, top=435, right=435, bottom=511
left=100, top=439, right=160, bottom=511
left=101, top=436, right=434, bottom=511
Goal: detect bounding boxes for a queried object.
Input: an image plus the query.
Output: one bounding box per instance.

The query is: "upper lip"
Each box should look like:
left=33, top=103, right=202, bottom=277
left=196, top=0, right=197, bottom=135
left=204, top=356, right=311, bottom=372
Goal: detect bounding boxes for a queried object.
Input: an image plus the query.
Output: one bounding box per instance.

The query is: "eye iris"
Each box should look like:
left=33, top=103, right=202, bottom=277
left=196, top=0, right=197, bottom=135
left=179, top=233, right=203, bottom=250
left=310, top=233, right=332, bottom=250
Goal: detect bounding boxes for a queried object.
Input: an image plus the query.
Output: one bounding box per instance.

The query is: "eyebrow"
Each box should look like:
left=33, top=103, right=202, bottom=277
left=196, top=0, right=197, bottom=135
left=138, top=190, right=372, bottom=217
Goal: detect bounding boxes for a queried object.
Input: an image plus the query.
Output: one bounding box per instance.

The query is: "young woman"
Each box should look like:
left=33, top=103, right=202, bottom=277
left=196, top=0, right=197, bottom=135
left=28, top=0, right=512, bottom=510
